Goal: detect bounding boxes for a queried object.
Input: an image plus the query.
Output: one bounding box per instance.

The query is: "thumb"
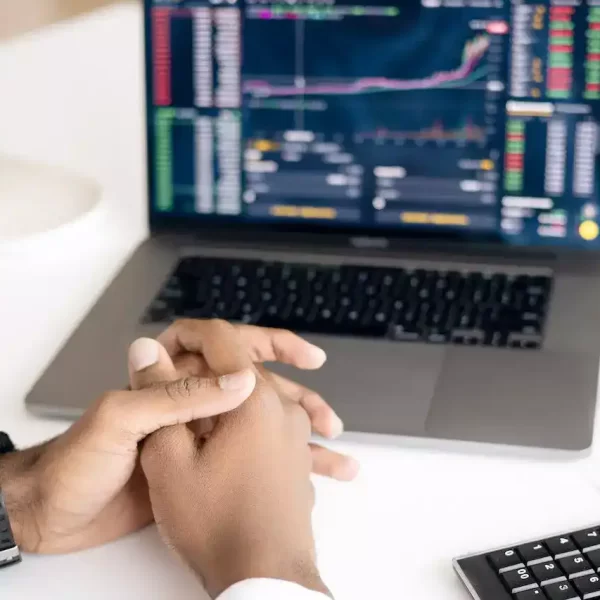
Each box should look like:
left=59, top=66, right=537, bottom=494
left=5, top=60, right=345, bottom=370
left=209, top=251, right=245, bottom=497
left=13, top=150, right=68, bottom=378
left=93, top=337, right=257, bottom=442
left=128, top=338, right=178, bottom=390
left=99, top=368, right=256, bottom=443
left=123, top=369, right=257, bottom=439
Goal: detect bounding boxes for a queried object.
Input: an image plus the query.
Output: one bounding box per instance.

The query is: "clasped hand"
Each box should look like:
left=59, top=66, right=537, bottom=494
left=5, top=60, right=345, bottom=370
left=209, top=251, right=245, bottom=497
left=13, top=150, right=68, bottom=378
left=1, top=320, right=358, bottom=597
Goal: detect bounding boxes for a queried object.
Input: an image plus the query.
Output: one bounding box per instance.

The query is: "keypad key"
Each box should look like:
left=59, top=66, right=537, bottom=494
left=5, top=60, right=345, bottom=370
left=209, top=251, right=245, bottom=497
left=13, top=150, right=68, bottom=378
left=532, top=561, right=567, bottom=585
left=520, top=543, right=553, bottom=566
left=516, top=589, right=549, bottom=600
left=559, top=555, right=595, bottom=580
left=574, top=529, right=600, bottom=553
left=502, top=567, right=539, bottom=593
left=548, top=536, right=580, bottom=558
left=574, top=574, right=600, bottom=598
left=544, top=581, right=582, bottom=600
left=584, top=549, right=600, bottom=571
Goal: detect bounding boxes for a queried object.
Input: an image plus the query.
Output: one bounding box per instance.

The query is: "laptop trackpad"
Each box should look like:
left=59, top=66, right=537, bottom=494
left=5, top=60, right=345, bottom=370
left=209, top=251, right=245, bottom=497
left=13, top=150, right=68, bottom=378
left=271, top=336, right=446, bottom=436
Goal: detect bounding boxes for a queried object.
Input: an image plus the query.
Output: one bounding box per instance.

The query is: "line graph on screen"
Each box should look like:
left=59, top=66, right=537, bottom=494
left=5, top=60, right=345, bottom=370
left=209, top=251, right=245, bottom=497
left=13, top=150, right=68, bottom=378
left=244, top=35, right=491, bottom=98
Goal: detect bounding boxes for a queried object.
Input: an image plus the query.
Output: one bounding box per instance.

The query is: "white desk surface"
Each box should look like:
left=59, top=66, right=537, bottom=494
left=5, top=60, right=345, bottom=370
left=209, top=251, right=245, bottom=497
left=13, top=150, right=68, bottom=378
left=2, top=4, right=600, bottom=599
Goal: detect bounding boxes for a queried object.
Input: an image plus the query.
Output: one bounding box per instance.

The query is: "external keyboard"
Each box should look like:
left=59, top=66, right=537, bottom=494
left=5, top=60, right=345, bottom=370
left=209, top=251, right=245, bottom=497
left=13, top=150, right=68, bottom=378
left=455, top=525, right=600, bottom=599
left=142, top=257, right=553, bottom=349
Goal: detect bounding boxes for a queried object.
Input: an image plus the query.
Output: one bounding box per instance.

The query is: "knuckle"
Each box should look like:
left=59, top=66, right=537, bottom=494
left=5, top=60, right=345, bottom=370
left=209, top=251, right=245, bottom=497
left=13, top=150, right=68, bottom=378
left=173, top=354, right=205, bottom=377
left=280, top=328, right=298, bottom=341
left=93, top=390, right=127, bottom=425
left=304, top=391, right=324, bottom=409
left=257, top=380, right=282, bottom=405
left=270, top=329, right=296, bottom=359
left=271, top=327, right=294, bottom=340
left=245, top=380, right=283, bottom=418
left=289, top=403, right=312, bottom=437
left=308, top=399, right=330, bottom=423
left=165, top=376, right=214, bottom=401
left=171, top=318, right=193, bottom=330
left=206, top=317, right=226, bottom=329
left=205, top=318, right=235, bottom=336
left=165, top=378, right=193, bottom=401
left=286, top=400, right=304, bottom=417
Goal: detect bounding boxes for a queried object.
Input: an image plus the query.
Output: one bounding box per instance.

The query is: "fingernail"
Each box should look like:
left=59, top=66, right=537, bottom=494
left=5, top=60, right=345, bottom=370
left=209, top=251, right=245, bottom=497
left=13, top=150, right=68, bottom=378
left=308, top=344, right=327, bottom=367
left=329, top=415, right=344, bottom=438
left=218, top=369, right=256, bottom=392
left=129, top=338, right=160, bottom=372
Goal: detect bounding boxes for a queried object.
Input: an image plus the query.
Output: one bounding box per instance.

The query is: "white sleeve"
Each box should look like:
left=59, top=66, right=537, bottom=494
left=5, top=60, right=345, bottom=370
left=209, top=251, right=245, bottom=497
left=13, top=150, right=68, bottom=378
left=216, top=579, right=331, bottom=600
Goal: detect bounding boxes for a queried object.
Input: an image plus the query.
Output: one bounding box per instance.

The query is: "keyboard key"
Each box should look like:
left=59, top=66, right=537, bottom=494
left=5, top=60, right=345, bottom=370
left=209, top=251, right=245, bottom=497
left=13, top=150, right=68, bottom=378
left=547, top=537, right=580, bottom=558
left=502, top=567, right=539, bottom=593
left=489, top=548, right=523, bottom=572
left=388, top=324, right=421, bottom=341
left=544, top=581, right=581, bottom=600
left=559, top=555, right=595, bottom=579
left=574, top=574, right=600, bottom=598
left=574, top=529, right=600, bottom=553
left=585, top=549, right=600, bottom=571
left=520, top=543, right=553, bottom=566
left=532, top=561, right=567, bottom=585
left=516, top=589, right=548, bottom=600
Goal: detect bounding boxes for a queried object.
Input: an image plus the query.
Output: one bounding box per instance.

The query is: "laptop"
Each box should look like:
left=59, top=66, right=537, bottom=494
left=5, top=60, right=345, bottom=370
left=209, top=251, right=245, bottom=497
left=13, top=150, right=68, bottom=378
left=26, top=0, right=600, bottom=451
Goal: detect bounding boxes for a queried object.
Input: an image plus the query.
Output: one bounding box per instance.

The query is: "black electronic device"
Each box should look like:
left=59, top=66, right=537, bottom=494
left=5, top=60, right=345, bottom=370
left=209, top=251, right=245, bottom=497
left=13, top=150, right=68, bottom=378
left=455, top=525, right=600, bottom=600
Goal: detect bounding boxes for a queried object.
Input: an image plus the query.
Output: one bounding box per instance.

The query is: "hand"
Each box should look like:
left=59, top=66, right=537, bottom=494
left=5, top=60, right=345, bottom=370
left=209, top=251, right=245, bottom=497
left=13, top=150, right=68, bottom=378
left=2, top=319, right=355, bottom=554
left=1, top=347, right=257, bottom=554
left=136, top=338, right=330, bottom=598
left=152, top=319, right=359, bottom=481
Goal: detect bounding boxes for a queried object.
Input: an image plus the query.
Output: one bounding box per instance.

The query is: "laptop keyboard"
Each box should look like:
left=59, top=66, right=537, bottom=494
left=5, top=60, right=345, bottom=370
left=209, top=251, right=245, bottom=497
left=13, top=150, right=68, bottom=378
left=142, top=257, right=553, bottom=349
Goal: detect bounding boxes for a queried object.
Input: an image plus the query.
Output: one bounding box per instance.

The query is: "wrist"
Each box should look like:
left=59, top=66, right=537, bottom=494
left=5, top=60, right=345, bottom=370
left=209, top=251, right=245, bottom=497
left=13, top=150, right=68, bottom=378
left=201, top=552, right=330, bottom=599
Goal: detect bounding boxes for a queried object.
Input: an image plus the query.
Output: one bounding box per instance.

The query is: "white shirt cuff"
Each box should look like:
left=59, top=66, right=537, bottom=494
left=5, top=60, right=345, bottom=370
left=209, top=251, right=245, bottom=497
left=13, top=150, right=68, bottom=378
left=217, top=579, right=330, bottom=600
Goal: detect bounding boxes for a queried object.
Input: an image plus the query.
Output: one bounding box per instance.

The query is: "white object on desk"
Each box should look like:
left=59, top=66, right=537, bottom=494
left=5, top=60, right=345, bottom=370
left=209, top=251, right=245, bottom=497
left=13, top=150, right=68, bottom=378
left=0, top=155, right=102, bottom=243
left=1, top=4, right=600, bottom=600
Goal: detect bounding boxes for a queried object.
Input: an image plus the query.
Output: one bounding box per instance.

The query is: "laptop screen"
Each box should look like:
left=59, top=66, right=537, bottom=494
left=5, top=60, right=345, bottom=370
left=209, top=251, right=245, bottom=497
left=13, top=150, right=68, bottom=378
left=145, top=0, right=600, bottom=249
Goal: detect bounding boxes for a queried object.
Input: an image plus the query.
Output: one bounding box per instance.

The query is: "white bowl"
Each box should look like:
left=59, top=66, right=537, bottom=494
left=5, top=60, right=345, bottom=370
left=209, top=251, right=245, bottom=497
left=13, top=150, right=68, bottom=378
left=0, top=155, right=102, bottom=243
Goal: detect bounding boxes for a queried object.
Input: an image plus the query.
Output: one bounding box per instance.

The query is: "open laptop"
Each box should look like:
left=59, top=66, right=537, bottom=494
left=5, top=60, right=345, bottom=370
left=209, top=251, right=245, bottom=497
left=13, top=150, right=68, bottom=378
left=26, top=0, right=600, bottom=451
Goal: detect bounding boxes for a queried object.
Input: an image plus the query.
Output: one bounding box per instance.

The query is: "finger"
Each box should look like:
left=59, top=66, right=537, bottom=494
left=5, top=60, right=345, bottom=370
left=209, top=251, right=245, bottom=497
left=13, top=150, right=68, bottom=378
left=173, top=352, right=208, bottom=378
left=141, top=424, right=197, bottom=479
left=157, top=319, right=255, bottom=376
left=95, top=369, right=256, bottom=442
left=267, top=371, right=344, bottom=439
left=284, top=399, right=313, bottom=443
left=171, top=353, right=217, bottom=438
left=235, top=325, right=327, bottom=369
left=159, top=320, right=327, bottom=370
left=129, top=338, right=178, bottom=390
left=310, top=444, right=360, bottom=482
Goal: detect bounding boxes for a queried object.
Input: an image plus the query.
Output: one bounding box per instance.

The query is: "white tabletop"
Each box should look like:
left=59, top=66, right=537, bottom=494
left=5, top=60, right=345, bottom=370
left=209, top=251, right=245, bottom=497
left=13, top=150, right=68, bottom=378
left=2, top=5, right=600, bottom=599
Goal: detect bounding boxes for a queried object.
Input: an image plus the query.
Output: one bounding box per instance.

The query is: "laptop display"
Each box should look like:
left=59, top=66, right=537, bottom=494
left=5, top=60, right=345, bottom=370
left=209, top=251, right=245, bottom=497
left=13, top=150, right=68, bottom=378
left=145, top=0, right=600, bottom=249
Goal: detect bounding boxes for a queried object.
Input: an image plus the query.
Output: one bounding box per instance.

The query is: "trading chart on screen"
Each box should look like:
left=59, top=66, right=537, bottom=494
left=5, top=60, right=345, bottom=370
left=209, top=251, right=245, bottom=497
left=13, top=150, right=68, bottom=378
left=148, top=0, right=600, bottom=248
left=241, top=0, right=506, bottom=228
